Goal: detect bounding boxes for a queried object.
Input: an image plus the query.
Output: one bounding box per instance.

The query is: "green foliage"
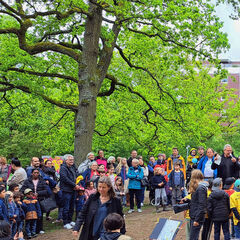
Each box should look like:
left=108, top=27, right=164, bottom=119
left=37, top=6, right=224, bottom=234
left=0, top=0, right=238, bottom=162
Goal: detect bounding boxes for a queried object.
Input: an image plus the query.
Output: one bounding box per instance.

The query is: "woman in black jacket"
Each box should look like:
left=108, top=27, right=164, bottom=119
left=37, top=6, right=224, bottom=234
left=73, top=176, right=125, bottom=240
left=186, top=169, right=208, bottom=240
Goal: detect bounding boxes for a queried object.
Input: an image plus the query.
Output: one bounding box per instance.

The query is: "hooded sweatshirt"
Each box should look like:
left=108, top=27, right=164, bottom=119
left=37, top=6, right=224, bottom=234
left=100, top=232, right=122, bottom=240
left=100, top=232, right=132, bottom=240
left=207, top=189, right=230, bottom=222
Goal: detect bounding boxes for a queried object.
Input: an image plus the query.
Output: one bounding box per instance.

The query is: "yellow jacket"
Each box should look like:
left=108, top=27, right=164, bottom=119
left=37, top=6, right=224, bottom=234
left=167, top=155, right=186, bottom=179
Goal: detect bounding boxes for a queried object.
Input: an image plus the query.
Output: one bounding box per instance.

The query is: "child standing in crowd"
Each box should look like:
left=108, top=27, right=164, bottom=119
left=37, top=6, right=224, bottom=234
left=201, top=179, right=213, bottom=240
left=169, top=161, right=184, bottom=206
left=114, top=177, right=125, bottom=205
left=207, top=178, right=230, bottom=240
left=127, top=159, right=143, bottom=213
left=186, top=148, right=199, bottom=185
left=85, top=181, right=96, bottom=200
left=0, top=186, right=8, bottom=222
left=13, top=192, right=25, bottom=240
left=22, top=188, right=41, bottom=239
left=152, top=167, right=167, bottom=212
left=230, top=179, right=240, bottom=239
left=184, top=170, right=207, bottom=240
left=100, top=213, right=132, bottom=240
left=5, top=191, right=18, bottom=239
left=224, top=177, right=236, bottom=239
left=107, top=164, right=116, bottom=187
left=75, top=186, right=86, bottom=220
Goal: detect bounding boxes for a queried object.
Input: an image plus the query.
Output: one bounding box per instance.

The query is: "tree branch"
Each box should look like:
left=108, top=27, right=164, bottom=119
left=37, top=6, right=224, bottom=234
left=49, top=110, right=71, bottom=131
left=98, top=79, right=116, bottom=96
left=0, top=77, right=78, bottom=112
left=0, top=1, right=91, bottom=19
left=105, top=74, right=184, bottom=128
left=8, top=68, right=78, bottom=83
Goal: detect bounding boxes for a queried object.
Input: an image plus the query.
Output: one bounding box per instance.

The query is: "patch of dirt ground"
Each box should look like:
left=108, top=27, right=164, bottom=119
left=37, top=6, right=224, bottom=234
left=35, top=206, right=219, bottom=240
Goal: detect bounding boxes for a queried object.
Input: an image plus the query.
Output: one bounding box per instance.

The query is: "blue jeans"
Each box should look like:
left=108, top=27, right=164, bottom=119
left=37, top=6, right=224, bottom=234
left=58, top=207, right=63, bottom=220
left=214, top=221, right=230, bottom=240
left=25, top=219, right=37, bottom=236
left=11, top=221, right=17, bottom=238
left=62, top=191, right=75, bottom=225
left=140, top=186, right=145, bottom=204
left=234, top=222, right=240, bottom=238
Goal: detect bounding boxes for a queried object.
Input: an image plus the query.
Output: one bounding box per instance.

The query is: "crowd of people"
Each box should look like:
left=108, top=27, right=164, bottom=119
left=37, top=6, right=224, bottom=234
left=0, top=144, right=240, bottom=240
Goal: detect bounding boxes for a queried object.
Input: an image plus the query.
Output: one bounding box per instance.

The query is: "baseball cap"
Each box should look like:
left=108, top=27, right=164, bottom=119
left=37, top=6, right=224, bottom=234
left=223, top=177, right=235, bottom=190
left=212, top=178, right=222, bottom=191
left=24, top=188, right=33, bottom=195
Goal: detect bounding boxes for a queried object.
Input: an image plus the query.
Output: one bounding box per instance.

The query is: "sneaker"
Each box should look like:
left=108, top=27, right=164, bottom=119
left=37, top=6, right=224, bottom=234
left=137, top=209, right=142, bottom=213
left=141, top=203, right=144, bottom=207
left=26, top=236, right=31, bottom=239
left=39, top=231, right=45, bottom=234
left=64, top=224, right=72, bottom=229
left=70, top=221, right=76, bottom=227
left=31, top=233, right=38, bottom=238
left=128, top=209, right=134, bottom=214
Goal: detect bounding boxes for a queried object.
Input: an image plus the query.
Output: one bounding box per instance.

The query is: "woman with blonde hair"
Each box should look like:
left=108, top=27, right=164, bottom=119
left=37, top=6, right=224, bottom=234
left=185, top=169, right=208, bottom=240
left=0, top=157, right=11, bottom=183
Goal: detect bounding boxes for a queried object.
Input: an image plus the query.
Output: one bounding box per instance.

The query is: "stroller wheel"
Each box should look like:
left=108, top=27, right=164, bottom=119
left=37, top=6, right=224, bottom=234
left=150, top=198, right=155, bottom=206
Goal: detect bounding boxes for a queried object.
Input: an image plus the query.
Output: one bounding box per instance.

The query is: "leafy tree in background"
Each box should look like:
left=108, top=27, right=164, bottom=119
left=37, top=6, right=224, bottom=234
left=0, top=0, right=230, bottom=164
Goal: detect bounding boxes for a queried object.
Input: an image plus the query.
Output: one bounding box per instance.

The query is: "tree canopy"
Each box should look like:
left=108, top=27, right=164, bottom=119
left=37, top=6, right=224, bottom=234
left=0, top=0, right=237, bottom=163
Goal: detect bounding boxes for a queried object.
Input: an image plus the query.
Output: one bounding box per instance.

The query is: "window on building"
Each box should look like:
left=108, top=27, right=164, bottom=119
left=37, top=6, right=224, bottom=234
left=221, top=78, right=228, bottom=83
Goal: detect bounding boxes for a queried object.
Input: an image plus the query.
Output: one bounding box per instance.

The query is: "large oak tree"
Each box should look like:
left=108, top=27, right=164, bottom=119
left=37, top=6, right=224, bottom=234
left=0, top=0, right=229, bottom=163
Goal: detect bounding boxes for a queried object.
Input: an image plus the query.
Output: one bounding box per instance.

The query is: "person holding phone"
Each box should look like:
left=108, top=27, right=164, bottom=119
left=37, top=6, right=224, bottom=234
left=212, top=144, right=240, bottom=184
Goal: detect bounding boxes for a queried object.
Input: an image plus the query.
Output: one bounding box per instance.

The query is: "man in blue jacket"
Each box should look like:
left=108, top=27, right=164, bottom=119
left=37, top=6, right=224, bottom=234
left=60, top=154, right=80, bottom=230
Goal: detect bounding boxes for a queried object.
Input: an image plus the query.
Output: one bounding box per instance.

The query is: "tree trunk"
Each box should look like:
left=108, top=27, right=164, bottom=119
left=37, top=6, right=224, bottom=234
left=74, top=83, right=97, bottom=165
left=74, top=2, right=102, bottom=165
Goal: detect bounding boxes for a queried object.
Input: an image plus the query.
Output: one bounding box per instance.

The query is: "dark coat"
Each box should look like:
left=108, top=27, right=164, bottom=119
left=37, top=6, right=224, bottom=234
left=168, top=170, right=185, bottom=188
left=74, top=193, right=125, bottom=240
left=189, top=182, right=208, bottom=223
left=151, top=174, right=166, bottom=189
left=207, top=189, right=230, bottom=222
left=212, top=154, right=240, bottom=183
left=59, top=162, right=78, bottom=193
left=127, top=157, right=133, bottom=167
left=100, top=232, right=122, bottom=240
left=20, top=176, right=48, bottom=201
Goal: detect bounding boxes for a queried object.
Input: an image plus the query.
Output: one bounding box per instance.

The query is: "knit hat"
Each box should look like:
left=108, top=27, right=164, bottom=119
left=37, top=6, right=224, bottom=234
left=212, top=178, right=222, bottom=191
left=234, top=179, right=240, bottom=190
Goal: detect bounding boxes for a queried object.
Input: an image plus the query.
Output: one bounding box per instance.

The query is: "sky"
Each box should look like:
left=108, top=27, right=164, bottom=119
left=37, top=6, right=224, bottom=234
left=216, top=3, right=240, bottom=60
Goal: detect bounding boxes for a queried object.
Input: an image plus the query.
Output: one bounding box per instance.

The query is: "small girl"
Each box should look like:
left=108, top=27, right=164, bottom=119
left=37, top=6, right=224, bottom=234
left=114, top=177, right=125, bottom=205
left=107, top=164, right=116, bottom=187
left=85, top=181, right=96, bottom=200
left=151, top=167, right=167, bottom=212
left=75, top=186, right=86, bottom=220
left=13, top=191, right=25, bottom=240
left=5, top=191, right=18, bottom=239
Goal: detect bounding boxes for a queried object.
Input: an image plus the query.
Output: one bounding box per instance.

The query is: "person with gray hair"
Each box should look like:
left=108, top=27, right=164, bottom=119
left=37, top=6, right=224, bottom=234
left=107, top=156, right=117, bottom=170
left=78, top=152, right=95, bottom=174
left=59, top=154, right=80, bottom=230
left=212, top=144, right=240, bottom=184
left=127, top=159, right=144, bottom=213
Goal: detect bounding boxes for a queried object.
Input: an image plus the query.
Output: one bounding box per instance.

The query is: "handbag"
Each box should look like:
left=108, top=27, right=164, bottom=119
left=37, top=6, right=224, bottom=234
left=40, top=197, right=57, bottom=213
left=173, top=203, right=190, bottom=214
left=141, top=177, right=149, bottom=187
